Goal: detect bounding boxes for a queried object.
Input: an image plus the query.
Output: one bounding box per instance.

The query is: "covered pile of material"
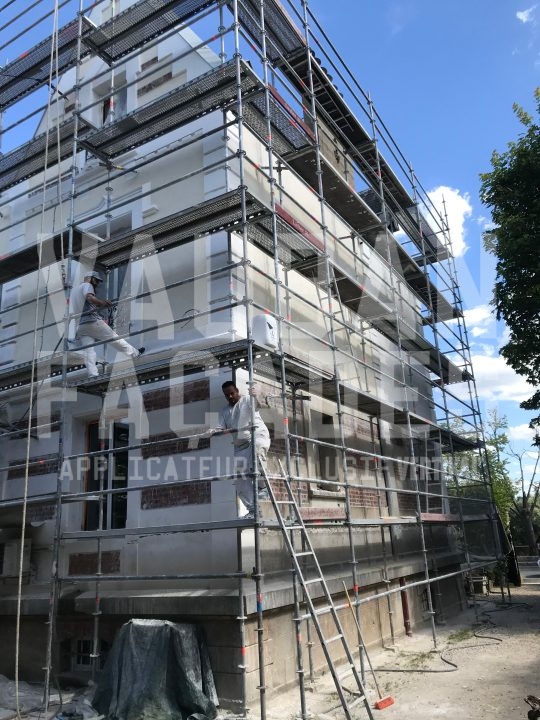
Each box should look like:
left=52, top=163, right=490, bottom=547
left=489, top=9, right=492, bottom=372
left=92, top=619, right=218, bottom=720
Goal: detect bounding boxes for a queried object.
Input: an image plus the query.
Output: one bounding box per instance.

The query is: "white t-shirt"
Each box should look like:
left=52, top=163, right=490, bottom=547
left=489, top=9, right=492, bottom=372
left=218, top=396, right=270, bottom=450
left=71, top=281, right=102, bottom=327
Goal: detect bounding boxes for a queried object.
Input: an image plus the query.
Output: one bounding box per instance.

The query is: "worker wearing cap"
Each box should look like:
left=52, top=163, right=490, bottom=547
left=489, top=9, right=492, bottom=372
left=70, top=270, right=145, bottom=378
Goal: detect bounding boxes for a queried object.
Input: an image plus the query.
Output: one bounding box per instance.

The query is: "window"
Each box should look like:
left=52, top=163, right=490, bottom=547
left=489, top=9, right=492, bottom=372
left=84, top=421, right=129, bottom=530
left=72, top=638, right=109, bottom=671
left=101, top=86, right=127, bottom=124
left=93, top=74, right=128, bottom=127
left=311, top=410, right=341, bottom=492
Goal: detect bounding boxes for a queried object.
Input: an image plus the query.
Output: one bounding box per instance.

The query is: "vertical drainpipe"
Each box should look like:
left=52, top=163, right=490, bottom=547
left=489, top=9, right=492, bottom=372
left=399, top=577, right=412, bottom=636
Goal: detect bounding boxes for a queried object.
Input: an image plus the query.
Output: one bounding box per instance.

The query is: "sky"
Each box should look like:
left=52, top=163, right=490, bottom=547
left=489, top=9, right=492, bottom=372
left=308, top=0, right=540, bottom=471
left=2, top=0, right=539, bottom=472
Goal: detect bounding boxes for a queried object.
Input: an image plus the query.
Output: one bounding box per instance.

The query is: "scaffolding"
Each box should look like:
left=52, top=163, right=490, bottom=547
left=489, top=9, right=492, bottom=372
left=0, top=0, right=501, bottom=717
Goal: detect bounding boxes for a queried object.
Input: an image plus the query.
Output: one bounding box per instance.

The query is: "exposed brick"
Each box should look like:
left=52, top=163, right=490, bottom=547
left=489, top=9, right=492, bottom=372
left=143, top=379, right=209, bottom=412
left=9, top=411, right=61, bottom=435
left=397, top=491, right=422, bottom=513
left=137, top=71, right=172, bottom=96
left=8, top=453, right=59, bottom=479
left=141, top=432, right=210, bottom=459
left=140, top=480, right=211, bottom=509
left=26, top=503, right=55, bottom=522
left=68, top=550, right=120, bottom=575
left=349, top=486, right=385, bottom=508
left=269, top=477, right=308, bottom=505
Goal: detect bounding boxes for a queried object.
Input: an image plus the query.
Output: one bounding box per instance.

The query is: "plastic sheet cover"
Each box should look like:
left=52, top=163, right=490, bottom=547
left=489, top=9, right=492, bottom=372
left=92, top=619, right=218, bottom=720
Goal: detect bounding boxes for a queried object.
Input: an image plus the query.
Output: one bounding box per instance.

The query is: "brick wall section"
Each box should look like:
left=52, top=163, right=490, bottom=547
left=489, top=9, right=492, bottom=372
left=397, top=491, right=424, bottom=513
left=68, top=550, right=120, bottom=575
left=26, top=503, right=55, bottom=522
left=349, top=486, right=385, bottom=508
left=141, top=480, right=211, bottom=509
left=271, top=437, right=305, bottom=458
left=8, top=453, right=58, bottom=479
left=300, top=506, right=346, bottom=521
left=8, top=411, right=61, bottom=435
left=342, top=412, right=377, bottom=442
left=141, top=432, right=210, bottom=459
left=269, top=477, right=309, bottom=505
left=143, top=378, right=209, bottom=412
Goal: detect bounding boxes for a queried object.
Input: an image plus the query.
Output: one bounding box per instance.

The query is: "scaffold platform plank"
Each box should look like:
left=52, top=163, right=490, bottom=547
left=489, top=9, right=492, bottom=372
left=0, top=117, right=92, bottom=194
left=231, top=0, right=305, bottom=61
left=0, top=0, right=218, bottom=111
left=0, top=228, right=87, bottom=284
left=81, top=58, right=261, bottom=159
left=0, top=189, right=268, bottom=284
left=0, top=59, right=262, bottom=193
left=0, top=20, right=81, bottom=111
left=243, top=88, right=314, bottom=157
left=288, top=150, right=382, bottom=234
left=96, top=188, right=269, bottom=267
left=82, top=0, right=218, bottom=63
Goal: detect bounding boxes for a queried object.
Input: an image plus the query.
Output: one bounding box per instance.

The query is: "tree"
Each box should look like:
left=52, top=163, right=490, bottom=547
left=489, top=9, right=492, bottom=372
left=446, top=411, right=539, bottom=553
left=482, top=411, right=515, bottom=529
left=507, top=443, right=540, bottom=554
left=445, top=411, right=514, bottom=521
left=480, top=88, right=540, bottom=413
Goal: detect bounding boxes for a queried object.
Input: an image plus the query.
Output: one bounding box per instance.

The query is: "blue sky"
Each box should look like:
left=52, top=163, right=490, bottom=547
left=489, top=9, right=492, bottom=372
left=309, top=0, right=540, bottom=463
left=2, top=0, right=539, bottom=467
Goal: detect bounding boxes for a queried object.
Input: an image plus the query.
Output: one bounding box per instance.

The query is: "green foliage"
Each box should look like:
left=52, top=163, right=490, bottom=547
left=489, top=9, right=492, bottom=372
left=480, top=88, right=540, bottom=411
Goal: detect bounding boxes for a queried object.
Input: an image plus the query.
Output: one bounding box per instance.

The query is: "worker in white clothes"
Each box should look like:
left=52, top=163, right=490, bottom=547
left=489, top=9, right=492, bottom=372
left=216, top=381, right=270, bottom=518
left=70, top=270, right=145, bottom=378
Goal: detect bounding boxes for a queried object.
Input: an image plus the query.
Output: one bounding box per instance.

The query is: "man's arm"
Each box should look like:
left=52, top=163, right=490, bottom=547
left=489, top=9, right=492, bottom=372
left=85, top=290, right=112, bottom=310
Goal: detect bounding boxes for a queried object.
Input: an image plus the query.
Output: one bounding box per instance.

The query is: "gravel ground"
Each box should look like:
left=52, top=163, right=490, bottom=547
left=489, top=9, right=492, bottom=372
left=260, top=561, right=540, bottom=720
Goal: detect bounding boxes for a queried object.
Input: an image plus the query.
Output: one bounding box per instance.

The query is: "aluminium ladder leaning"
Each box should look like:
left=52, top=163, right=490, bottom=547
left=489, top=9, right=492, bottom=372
left=258, top=460, right=375, bottom=720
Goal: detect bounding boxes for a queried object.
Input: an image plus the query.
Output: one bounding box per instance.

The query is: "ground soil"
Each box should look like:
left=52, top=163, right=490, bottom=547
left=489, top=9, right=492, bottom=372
left=6, top=563, right=539, bottom=720
left=259, top=560, right=540, bottom=720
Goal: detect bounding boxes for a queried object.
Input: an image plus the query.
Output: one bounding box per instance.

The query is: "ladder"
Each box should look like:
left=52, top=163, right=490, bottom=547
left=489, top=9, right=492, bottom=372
left=259, top=460, right=375, bottom=720
left=314, top=263, right=368, bottom=392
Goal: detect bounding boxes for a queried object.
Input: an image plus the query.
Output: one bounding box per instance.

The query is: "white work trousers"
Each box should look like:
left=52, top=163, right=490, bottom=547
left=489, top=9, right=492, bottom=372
left=78, top=319, right=139, bottom=376
left=233, top=443, right=268, bottom=514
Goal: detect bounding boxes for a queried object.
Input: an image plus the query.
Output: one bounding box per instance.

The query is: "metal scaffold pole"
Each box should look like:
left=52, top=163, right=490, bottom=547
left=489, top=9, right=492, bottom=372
left=231, top=1, right=267, bottom=716
left=255, top=0, right=311, bottom=716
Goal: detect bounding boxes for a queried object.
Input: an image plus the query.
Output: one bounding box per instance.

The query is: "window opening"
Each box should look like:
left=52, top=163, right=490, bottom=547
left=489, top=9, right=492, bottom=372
left=84, top=421, right=129, bottom=530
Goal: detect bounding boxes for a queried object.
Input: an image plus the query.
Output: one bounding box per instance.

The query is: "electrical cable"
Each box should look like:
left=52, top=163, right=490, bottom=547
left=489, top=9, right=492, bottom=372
left=372, top=597, right=532, bottom=676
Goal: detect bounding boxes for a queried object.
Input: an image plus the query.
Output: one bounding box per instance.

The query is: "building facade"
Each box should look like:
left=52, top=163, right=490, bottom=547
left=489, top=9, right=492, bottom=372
left=0, top=0, right=499, bottom=714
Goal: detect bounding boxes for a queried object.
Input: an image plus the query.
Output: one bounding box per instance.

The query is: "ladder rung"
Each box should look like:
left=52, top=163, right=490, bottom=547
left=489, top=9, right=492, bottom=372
left=337, top=665, right=355, bottom=680
left=294, top=550, right=314, bottom=557
left=323, top=633, right=343, bottom=645
left=314, top=605, right=333, bottom=616
left=275, top=499, right=294, bottom=504
left=303, top=577, right=323, bottom=585
left=284, top=524, right=303, bottom=530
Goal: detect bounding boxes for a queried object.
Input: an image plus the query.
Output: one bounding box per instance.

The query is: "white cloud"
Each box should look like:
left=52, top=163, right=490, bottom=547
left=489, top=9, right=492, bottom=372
left=426, top=186, right=472, bottom=257
left=469, top=353, right=533, bottom=403
left=461, top=304, right=504, bottom=347
left=508, top=423, right=537, bottom=442
left=516, top=5, right=537, bottom=23
left=463, top=304, right=494, bottom=335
